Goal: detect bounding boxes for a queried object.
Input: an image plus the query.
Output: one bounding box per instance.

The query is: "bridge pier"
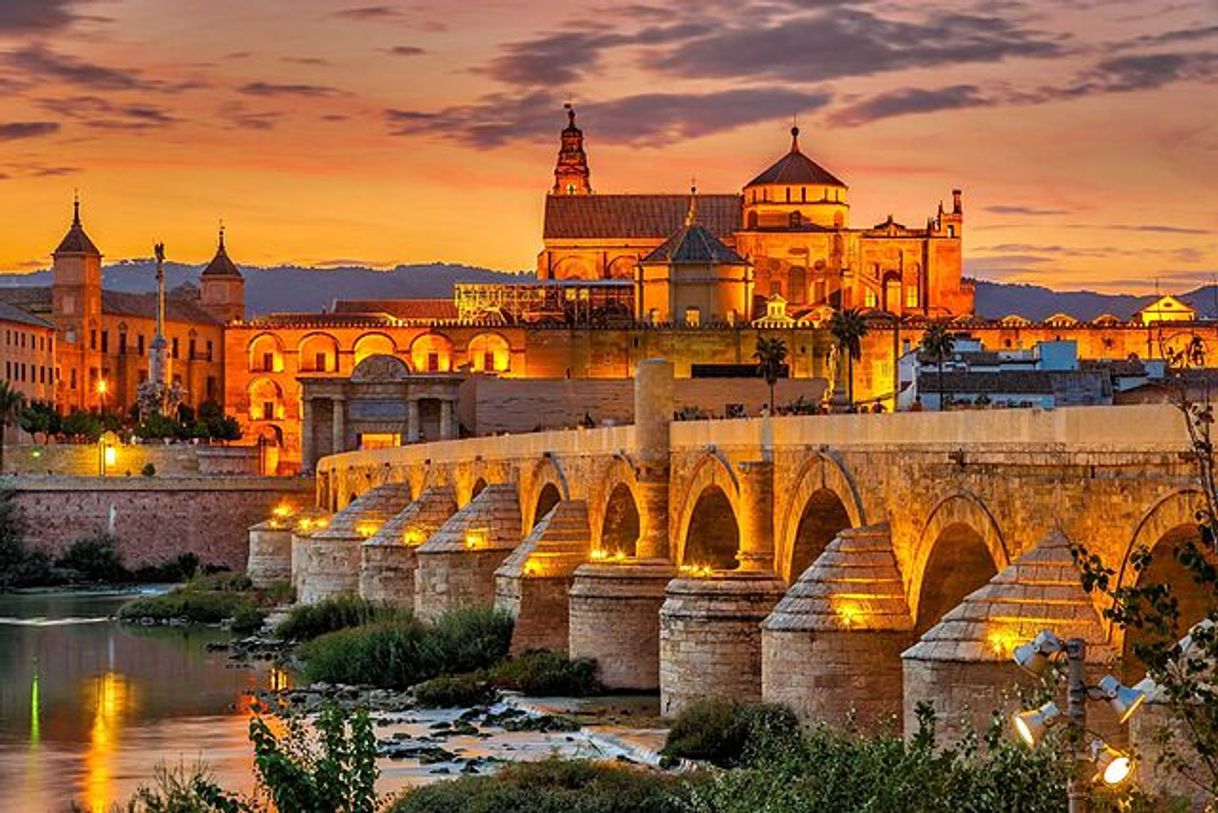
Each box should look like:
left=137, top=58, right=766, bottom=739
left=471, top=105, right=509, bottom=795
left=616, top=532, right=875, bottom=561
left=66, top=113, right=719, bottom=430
left=413, top=483, right=521, bottom=621
left=902, top=530, right=1117, bottom=744
left=359, top=486, right=458, bottom=606
left=298, top=483, right=415, bottom=604
left=568, top=558, right=677, bottom=690
left=495, top=499, right=590, bottom=654
left=248, top=507, right=330, bottom=588
left=762, top=524, right=912, bottom=730
left=659, top=571, right=787, bottom=717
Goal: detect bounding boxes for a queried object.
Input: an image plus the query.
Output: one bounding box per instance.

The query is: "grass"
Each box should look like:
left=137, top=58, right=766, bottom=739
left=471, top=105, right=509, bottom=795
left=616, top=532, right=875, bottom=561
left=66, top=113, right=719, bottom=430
left=119, top=572, right=284, bottom=628
left=297, top=606, right=514, bottom=689
left=386, top=757, right=688, bottom=813
left=274, top=594, right=405, bottom=642
left=488, top=650, right=601, bottom=696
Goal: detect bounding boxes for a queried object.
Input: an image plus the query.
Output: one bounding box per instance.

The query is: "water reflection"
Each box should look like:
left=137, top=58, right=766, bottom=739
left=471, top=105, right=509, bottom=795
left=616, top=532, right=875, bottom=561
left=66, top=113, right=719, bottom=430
left=0, top=591, right=272, bottom=811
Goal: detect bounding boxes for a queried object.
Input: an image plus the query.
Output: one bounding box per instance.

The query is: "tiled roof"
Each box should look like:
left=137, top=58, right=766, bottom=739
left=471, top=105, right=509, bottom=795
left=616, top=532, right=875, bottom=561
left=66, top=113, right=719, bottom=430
left=0, top=299, right=54, bottom=329
left=366, top=486, right=458, bottom=547
left=417, top=483, right=521, bottom=553
left=640, top=222, right=749, bottom=266
left=495, top=499, right=590, bottom=579
left=102, top=290, right=222, bottom=326
left=0, top=286, right=53, bottom=314
left=333, top=299, right=459, bottom=321
left=903, top=530, right=1113, bottom=664
left=746, top=129, right=846, bottom=188
left=202, top=244, right=242, bottom=278
left=543, top=194, right=741, bottom=240
left=313, top=483, right=417, bottom=541
left=55, top=205, right=101, bottom=256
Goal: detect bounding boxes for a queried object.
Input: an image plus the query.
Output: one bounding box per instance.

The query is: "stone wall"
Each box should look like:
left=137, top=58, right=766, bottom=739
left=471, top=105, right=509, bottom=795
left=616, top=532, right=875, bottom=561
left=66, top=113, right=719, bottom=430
left=4, top=442, right=262, bottom=477
left=8, top=476, right=313, bottom=570
left=459, top=376, right=827, bottom=435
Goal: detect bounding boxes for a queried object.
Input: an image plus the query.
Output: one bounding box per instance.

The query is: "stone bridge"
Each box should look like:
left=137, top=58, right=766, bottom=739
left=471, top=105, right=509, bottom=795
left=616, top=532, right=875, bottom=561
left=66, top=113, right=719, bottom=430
left=263, top=360, right=1205, bottom=741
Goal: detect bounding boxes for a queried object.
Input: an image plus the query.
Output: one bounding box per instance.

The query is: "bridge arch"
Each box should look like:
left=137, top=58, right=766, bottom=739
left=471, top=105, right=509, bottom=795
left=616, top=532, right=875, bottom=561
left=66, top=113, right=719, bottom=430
left=776, top=453, right=866, bottom=582
left=594, top=454, right=642, bottom=556
left=675, top=452, right=741, bottom=570
left=911, top=491, right=1010, bottom=634
left=1118, top=489, right=1210, bottom=675
left=523, top=455, right=570, bottom=530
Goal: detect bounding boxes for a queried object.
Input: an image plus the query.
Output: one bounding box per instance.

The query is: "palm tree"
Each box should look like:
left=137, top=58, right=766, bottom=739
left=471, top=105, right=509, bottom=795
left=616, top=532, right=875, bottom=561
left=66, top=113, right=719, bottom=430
left=829, top=308, right=869, bottom=407
left=919, top=322, right=956, bottom=411
left=753, top=337, right=788, bottom=413
left=0, top=382, right=25, bottom=476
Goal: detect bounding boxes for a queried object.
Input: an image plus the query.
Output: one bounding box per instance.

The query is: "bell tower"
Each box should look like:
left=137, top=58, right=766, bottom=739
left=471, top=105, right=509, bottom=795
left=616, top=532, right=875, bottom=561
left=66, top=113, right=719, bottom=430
left=51, top=195, right=104, bottom=409
left=552, top=104, right=591, bottom=196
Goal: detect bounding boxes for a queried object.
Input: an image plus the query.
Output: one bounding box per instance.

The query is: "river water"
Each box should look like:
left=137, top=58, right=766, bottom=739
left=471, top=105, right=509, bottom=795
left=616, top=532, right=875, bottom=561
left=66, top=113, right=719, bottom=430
left=0, top=590, right=667, bottom=812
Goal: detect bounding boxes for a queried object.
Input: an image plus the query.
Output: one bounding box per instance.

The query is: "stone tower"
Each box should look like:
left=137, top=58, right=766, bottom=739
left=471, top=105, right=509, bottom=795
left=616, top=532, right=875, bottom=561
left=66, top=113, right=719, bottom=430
left=51, top=196, right=103, bottom=409
left=552, top=105, right=591, bottom=196
left=200, top=223, right=245, bottom=323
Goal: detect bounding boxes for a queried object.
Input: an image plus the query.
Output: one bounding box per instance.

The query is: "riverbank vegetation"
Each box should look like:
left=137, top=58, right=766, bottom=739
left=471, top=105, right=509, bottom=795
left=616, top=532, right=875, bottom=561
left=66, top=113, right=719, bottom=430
left=273, top=594, right=407, bottom=642
left=119, top=572, right=292, bottom=632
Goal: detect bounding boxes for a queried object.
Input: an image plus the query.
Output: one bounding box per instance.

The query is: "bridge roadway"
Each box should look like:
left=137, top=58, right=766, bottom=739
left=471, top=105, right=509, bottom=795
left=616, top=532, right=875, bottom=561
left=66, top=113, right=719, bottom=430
left=270, top=360, right=1201, bottom=742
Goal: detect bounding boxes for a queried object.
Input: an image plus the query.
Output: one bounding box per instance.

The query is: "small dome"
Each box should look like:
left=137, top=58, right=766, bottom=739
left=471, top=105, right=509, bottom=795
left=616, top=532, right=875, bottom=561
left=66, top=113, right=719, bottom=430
left=746, top=126, right=846, bottom=189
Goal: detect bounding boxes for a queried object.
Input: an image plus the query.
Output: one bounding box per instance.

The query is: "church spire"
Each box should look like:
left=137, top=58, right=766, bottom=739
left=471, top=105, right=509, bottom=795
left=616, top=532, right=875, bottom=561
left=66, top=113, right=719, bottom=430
left=552, top=104, right=592, bottom=196
left=685, top=179, right=698, bottom=227
left=790, top=124, right=801, bottom=154
left=218, top=219, right=226, bottom=251
left=72, top=190, right=81, bottom=226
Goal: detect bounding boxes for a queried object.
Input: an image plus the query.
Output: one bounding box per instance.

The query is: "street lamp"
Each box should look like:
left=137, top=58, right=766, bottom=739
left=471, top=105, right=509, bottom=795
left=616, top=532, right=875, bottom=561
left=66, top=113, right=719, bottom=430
left=1010, top=630, right=1146, bottom=812
left=96, top=378, right=108, bottom=412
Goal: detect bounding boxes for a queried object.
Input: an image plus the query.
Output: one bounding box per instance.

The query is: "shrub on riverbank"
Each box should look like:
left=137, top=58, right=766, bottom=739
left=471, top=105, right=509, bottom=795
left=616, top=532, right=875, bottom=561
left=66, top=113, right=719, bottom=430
left=274, top=594, right=405, bottom=642
left=662, top=698, right=800, bottom=768
left=298, top=606, right=513, bottom=688
left=488, top=650, right=601, bottom=696
left=387, top=757, right=687, bottom=813
left=119, top=572, right=279, bottom=627
left=413, top=674, right=498, bottom=708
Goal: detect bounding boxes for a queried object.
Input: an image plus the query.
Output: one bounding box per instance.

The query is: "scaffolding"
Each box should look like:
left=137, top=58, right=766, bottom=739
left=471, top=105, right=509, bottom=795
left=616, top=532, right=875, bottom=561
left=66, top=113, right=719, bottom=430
left=454, top=280, right=634, bottom=326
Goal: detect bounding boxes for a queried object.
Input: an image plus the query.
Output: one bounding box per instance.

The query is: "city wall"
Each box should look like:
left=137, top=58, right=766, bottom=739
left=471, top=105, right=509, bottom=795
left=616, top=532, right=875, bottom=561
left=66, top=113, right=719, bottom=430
left=10, top=476, right=313, bottom=570
left=2, top=442, right=262, bottom=477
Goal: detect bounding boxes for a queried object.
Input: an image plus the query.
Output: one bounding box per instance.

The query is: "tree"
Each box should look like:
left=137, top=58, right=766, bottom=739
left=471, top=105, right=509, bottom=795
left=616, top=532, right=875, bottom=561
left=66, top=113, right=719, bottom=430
left=0, top=381, right=25, bottom=475
left=919, top=322, right=956, bottom=411
left=1072, top=346, right=1218, bottom=802
left=18, top=400, right=59, bottom=444
left=829, top=309, right=869, bottom=407
left=753, top=337, right=788, bottom=413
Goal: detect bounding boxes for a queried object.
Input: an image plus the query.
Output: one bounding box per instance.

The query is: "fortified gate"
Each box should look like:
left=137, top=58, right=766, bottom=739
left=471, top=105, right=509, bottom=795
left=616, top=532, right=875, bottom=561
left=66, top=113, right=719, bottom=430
left=263, top=359, right=1206, bottom=747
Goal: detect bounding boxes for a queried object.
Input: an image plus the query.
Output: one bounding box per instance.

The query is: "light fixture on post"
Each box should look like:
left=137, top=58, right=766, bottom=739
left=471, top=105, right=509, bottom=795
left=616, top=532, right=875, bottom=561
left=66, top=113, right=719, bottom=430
left=1010, top=629, right=1146, bottom=813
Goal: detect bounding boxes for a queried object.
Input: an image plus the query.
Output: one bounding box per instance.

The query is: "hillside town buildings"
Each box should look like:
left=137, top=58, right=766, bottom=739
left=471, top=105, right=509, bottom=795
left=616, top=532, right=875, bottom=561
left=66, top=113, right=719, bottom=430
left=2, top=110, right=1212, bottom=472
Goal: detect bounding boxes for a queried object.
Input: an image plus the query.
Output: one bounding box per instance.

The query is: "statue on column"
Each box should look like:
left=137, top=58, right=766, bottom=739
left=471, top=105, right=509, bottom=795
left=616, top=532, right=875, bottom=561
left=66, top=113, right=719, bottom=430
left=137, top=242, right=180, bottom=418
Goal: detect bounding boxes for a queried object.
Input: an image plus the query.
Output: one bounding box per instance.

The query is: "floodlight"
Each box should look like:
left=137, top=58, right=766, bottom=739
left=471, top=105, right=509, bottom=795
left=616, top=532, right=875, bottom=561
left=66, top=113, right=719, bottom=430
left=1090, top=739, right=1134, bottom=787
left=1097, top=675, right=1146, bottom=724
left=1013, top=630, right=1065, bottom=676
left=1012, top=700, right=1061, bottom=746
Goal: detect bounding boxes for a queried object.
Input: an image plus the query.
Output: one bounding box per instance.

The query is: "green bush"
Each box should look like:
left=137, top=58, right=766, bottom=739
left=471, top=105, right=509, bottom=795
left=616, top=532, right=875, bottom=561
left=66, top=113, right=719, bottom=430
left=262, top=580, right=295, bottom=606
left=0, top=490, right=57, bottom=590
left=130, top=552, right=201, bottom=583
left=298, top=606, right=514, bottom=688
left=142, top=462, right=157, bottom=477
left=413, top=674, right=498, bottom=708
left=488, top=650, right=601, bottom=696
left=119, top=590, right=254, bottom=624
left=231, top=604, right=268, bottom=634
left=54, top=532, right=127, bottom=583
left=274, top=594, right=403, bottom=642
left=662, top=698, right=800, bottom=768
left=188, top=571, right=251, bottom=592
left=387, top=757, right=686, bottom=813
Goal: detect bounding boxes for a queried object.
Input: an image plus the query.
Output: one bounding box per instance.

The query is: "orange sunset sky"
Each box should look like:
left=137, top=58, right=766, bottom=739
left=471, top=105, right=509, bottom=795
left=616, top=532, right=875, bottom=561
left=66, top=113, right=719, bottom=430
left=0, top=0, right=1215, bottom=292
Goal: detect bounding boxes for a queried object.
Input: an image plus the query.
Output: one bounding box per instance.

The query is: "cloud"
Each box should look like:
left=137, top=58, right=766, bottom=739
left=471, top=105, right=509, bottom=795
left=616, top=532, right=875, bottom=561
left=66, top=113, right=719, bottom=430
left=388, top=86, right=833, bottom=147
left=983, top=205, right=1072, bottom=216
left=653, top=8, right=1065, bottom=82
left=283, top=56, right=331, bottom=66
left=964, top=254, right=1057, bottom=280
left=0, top=122, right=60, bottom=141
left=482, top=22, right=711, bottom=86
left=36, top=96, right=177, bottom=129
left=6, top=45, right=148, bottom=90
left=829, top=84, right=991, bottom=126
left=385, top=45, right=425, bottom=57
left=1117, top=24, right=1218, bottom=49
left=333, top=5, right=401, bottom=20
left=1064, top=223, right=1212, bottom=235
left=239, top=81, right=341, bottom=97
left=0, top=0, right=83, bottom=33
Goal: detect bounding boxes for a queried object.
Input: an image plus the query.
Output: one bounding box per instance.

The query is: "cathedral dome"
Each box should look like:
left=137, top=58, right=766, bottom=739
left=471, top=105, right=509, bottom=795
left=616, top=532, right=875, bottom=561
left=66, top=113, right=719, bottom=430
left=746, top=126, right=845, bottom=189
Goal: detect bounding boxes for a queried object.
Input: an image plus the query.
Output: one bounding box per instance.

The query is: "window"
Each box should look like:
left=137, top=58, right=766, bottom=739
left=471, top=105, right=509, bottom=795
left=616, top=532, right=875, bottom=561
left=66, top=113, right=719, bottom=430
left=137, top=335, right=145, bottom=356
left=189, top=339, right=197, bottom=359
left=427, top=352, right=439, bottom=373
left=206, top=376, right=217, bottom=401
left=70, top=369, right=77, bottom=389
left=172, top=338, right=179, bottom=359
left=906, top=287, right=919, bottom=308
left=865, top=290, right=877, bottom=308
left=483, top=351, right=494, bottom=371
left=262, top=401, right=274, bottom=420
left=118, top=333, right=127, bottom=355
left=262, top=351, right=274, bottom=371
left=785, top=187, right=791, bottom=202
left=948, top=225, right=956, bottom=238
left=90, top=329, right=96, bottom=350
left=315, top=352, right=327, bottom=371
left=101, top=331, right=109, bottom=353
left=206, top=340, right=213, bottom=361
left=4, top=361, right=8, bottom=379
left=801, top=187, right=807, bottom=202
left=683, top=306, right=701, bottom=327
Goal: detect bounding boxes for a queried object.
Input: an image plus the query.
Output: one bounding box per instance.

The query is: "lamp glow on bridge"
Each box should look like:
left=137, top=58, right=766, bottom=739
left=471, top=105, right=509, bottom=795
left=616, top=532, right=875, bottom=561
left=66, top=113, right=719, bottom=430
left=464, top=529, right=486, bottom=550
left=402, top=528, right=425, bottom=546
left=356, top=521, right=381, bottom=539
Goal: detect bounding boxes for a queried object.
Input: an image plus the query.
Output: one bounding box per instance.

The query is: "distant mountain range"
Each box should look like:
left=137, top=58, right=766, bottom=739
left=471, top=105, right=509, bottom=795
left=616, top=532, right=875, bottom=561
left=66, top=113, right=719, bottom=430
left=0, top=261, right=1211, bottom=322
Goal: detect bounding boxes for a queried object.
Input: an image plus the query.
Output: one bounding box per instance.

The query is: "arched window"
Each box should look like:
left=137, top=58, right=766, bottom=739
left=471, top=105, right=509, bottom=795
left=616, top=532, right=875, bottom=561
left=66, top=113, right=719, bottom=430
left=299, top=333, right=340, bottom=373
left=353, top=333, right=396, bottom=366
left=247, top=378, right=285, bottom=421
left=248, top=334, right=285, bottom=373
left=410, top=333, right=455, bottom=373
left=788, top=266, right=808, bottom=305
left=468, top=333, right=510, bottom=373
